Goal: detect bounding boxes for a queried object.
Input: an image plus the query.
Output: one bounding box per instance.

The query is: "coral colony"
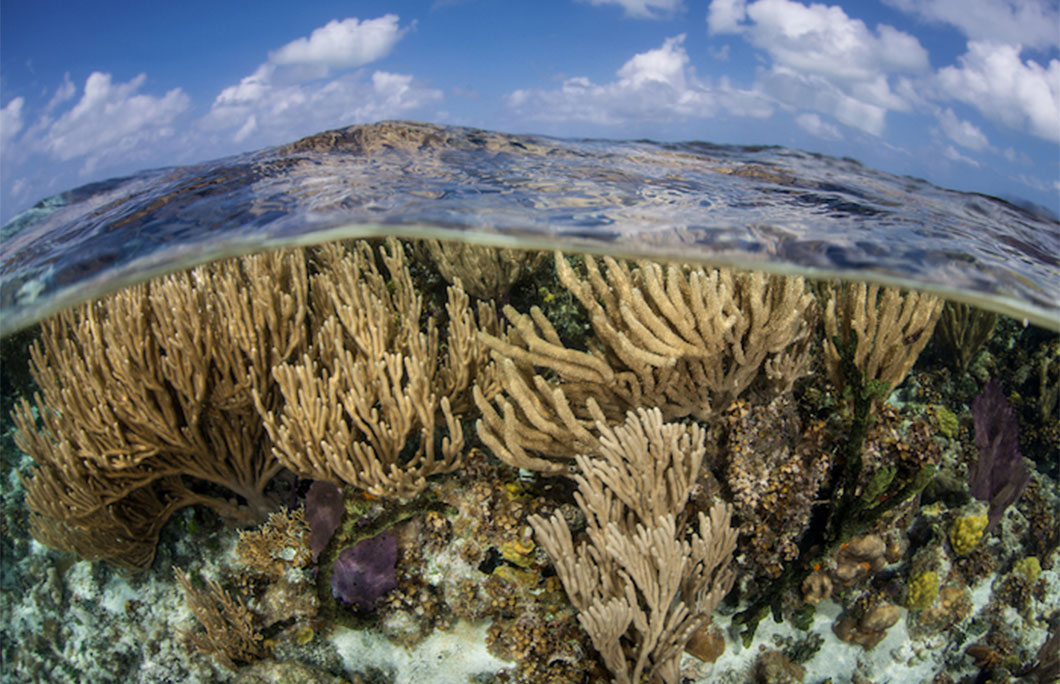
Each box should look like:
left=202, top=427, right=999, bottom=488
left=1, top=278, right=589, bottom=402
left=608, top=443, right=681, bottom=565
left=3, top=237, right=1058, bottom=683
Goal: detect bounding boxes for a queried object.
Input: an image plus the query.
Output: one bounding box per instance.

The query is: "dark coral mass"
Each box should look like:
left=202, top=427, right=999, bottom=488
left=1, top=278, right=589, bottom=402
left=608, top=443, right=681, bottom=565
left=330, top=531, right=398, bottom=611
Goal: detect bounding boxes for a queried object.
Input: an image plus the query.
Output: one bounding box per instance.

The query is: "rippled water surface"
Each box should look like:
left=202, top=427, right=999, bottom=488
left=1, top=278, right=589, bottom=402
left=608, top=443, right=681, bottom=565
left=1, top=120, right=1057, bottom=336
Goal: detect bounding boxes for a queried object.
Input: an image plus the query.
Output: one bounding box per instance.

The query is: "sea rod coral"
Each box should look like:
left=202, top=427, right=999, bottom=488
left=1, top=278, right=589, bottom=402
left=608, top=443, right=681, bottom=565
left=529, top=407, right=737, bottom=684
left=12, top=250, right=309, bottom=571
left=12, top=238, right=504, bottom=570
left=256, top=238, right=502, bottom=499
left=476, top=253, right=817, bottom=474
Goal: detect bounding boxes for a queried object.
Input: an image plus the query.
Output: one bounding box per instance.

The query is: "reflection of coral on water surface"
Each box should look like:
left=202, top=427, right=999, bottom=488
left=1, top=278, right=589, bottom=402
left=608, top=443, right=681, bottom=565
left=1, top=237, right=1057, bottom=684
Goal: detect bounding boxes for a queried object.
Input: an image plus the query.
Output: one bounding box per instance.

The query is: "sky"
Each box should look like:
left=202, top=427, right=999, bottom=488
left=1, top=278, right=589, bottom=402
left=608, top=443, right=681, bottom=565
left=1, top=0, right=1058, bottom=224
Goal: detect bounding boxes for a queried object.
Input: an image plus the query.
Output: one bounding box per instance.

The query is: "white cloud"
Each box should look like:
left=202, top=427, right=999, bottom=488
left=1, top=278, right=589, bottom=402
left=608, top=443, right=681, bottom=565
left=742, top=0, right=929, bottom=81
left=580, top=0, right=683, bottom=19
left=883, top=0, right=1059, bottom=52
left=1011, top=171, right=1056, bottom=192
left=506, top=35, right=771, bottom=124
left=40, top=73, right=190, bottom=173
left=617, top=35, right=690, bottom=88
left=937, top=41, right=1060, bottom=142
left=795, top=112, right=842, bottom=140
left=1, top=97, right=25, bottom=146
left=759, top=67, right=890, bottom=135
left=1003, top=146, right=1032, bottom=164
left=268, top=15, right=408, bottom=76
left=707, top=0, right=747, bottom=34
left=942, top=144, right=981, bottom=166
left=45, top=73, right=76, bottom=113
left=1, top=72, right=192, bottom=221
left=204, top=68, right=441, bottom=145
left=706, top=0, right=928, bottom=137
left=204, top=15, right=438, bottom=146
left=936, top=108, right=990, bottom=150
left=233, top=114, right=258, bottom=143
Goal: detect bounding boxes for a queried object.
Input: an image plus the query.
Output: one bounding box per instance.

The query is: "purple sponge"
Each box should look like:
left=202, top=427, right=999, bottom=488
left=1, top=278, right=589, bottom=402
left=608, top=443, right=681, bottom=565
left=306, top=480, right=344, bottom=561
left=330, top=531, right=398, bottom=611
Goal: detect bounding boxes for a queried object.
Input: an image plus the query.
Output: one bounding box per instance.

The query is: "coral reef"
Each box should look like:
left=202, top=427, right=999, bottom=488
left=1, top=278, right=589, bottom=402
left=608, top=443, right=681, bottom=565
left=905, top=570, right=939, bottom=610
left=833, top=601, right=901, bottom=650
left=969, top=378, right=1031, bottom=532
left=934, top=300, right=999, bottom=371
left=529, top=408, right=737, bottom=684
left=721, top=396, right=830, bottom=578
left=305, top=481, right=345, bottom=561
left=175, top=568, right=270, bottom=669
left=475, top=253, right=817, bottom=473
left=950, top=511, right=988, bottom=555
left=415, top=239, right=547, bottom=300
left=12, top=250, right=308, bottom=570
left=2, top=234, right=1057, bottom=684
left=821, top=280, right=943, bottom=401
left=234, top=506, right=312, bottom=579
left=257, top=239, right=501, bottom=499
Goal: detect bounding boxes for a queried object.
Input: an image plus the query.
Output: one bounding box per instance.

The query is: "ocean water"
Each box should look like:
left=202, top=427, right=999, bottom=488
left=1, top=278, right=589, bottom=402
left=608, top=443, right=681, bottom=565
left=0, top=121, right=1057, bottom=683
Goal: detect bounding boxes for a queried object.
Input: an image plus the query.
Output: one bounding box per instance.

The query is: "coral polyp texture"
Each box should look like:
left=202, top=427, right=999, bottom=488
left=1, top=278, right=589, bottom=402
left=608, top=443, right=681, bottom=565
left=2, top=236, right=1057, bottom=684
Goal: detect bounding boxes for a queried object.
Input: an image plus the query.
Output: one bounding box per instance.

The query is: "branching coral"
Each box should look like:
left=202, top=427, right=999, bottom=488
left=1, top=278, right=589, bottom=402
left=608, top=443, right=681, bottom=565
left=476, top=253, right=817, bottom=473
left=175, top=568, right=269, bottom=669
left=235, top=507, right=312, bottom=578
left=934, top=301, right=998, bottom=371
left=822, top=281, right=943, bottom=400
left=529, top=408, right=737, bottom=684
left=416, top=239, right=547, bottom=300
left=256, top=238, right=501, bottom=499
left=13, top=237, right=505, bottom=569
left=13, top=249, right=308, bottom=570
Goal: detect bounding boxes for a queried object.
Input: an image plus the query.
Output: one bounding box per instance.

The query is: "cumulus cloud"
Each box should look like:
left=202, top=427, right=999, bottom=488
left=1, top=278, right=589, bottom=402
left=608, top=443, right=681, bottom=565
left=204, top=15, right=439, bottom=146
left=937, top=41, right=1060, bottom=142
left=579, top=0, right=684, bottom=19
left=706, top=0, right=929, bottom=137
left=3, top=72, right=190, bottom=177
left=744, top=0, right=929, bottom=79
left=506, top=34, right=771, bottom=124
left=40, top=73, right=190, bottom=173
left=707, top=0, right=747, bottom=34
left=795, top=112, right=842, bottom=140
left=204, top=67, right=441, bottom=145
left=883, top=0, right=1059, bottom=52
left=936, top=108, right=990, bottom=150
left=1, top=72, right=191, bottom=220
left=764, top=70, right=889, bottom=134
left=268, top=15, right=409, bottom=76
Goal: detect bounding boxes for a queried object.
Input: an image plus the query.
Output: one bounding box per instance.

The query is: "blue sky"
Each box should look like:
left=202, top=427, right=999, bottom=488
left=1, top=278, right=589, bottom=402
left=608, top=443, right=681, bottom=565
left=1, top=0, right=1058, bottom=224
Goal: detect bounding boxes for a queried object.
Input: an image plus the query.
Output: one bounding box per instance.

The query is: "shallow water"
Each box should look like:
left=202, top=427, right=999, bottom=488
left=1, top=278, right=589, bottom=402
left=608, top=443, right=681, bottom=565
left=0, top=122, right=1057, bottom=684
left=0, top=121, right=1057, bottom=337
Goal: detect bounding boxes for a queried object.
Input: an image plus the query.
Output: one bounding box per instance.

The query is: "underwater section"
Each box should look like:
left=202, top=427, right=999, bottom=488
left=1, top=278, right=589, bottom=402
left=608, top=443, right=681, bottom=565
left=1, top=121, right=1058, bottom=337
left=0, top=237, right=1057, bottom=683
